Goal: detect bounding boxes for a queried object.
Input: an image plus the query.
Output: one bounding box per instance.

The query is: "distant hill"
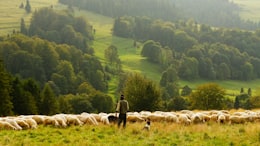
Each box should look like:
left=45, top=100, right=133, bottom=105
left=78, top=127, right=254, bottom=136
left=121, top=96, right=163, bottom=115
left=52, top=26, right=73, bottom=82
left=59, top=0, right=259, bottom=30
left=0, top=0, right=64, bottom=35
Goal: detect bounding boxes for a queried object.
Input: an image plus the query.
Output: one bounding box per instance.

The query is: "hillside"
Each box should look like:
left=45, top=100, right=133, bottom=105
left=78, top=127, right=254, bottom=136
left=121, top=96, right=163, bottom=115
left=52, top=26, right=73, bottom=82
left=74, top=6, right=260, bottom=96
left=0, top=0, right=64, bottom=35
left=1, top=0, right=260, bottom=96
left=233, top=0, right=260, bottom=22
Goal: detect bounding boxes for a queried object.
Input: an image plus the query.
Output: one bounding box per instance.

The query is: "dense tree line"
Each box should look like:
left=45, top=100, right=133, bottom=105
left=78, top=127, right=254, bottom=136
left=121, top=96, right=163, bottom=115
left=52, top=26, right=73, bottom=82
left=59, top=0, right=259, bottom=30
left=113, top=16, right=260, bottom=81
left=0, top=34, right=107, bottom=93
left=23, top=8, right=94, bottom=54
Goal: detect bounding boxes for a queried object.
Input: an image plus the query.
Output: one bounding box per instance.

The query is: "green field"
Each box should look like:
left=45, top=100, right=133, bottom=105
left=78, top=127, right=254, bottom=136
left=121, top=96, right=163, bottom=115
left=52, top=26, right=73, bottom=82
left=233, top=0, right=260, bottom=22
left=0, top=0, right=64, bottom=35
left=0, top=122, right=260, bottom=145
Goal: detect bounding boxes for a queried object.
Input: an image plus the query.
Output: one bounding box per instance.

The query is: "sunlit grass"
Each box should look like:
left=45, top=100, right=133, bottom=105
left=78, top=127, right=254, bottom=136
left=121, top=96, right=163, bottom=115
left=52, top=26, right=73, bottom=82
left=233, top=0, right=260, bottom=22
left=1, top=122, right=260, bottom=145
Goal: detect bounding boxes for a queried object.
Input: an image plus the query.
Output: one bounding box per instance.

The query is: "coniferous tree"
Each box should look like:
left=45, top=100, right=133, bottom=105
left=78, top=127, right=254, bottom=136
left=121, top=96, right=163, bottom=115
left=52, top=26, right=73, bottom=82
left=11, top=77, right=38, bottom=115
left=40, top=83, right=59, bottom=115
left=0, top=60, right=13, bottom=116
left=20, top=18, right=27, bottom=35
left=25, top=0, right=31, bottom=13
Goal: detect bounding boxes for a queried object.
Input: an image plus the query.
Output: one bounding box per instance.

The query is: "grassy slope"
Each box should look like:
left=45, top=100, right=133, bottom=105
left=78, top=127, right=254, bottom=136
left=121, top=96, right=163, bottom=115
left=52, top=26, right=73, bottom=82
left=0, top=0, right=64, bottom=35
left=233, top=0, right=260, bottom=22
left=79, top=10, right=260, bottom=97
left=1, top=0, right=260, bottom=97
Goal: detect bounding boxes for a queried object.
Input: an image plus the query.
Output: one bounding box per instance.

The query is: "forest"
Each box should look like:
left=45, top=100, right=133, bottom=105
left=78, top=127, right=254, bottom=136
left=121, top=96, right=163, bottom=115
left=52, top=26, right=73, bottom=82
left=0, top=0, right=260, bottom=116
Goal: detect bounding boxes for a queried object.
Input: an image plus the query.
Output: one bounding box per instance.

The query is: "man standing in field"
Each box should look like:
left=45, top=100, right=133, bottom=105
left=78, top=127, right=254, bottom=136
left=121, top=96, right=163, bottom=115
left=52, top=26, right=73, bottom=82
left=116, top=94, right=129, bottom=128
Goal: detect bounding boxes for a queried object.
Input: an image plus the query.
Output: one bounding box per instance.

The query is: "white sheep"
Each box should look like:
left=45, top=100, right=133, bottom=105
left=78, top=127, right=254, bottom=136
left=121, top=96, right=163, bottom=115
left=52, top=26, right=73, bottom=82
left=217, top=114, right=226, bottom=124
left=177, top=114, right=191, bottom=125
left=77, top=114, right=98, bottom=125
left=43, top=116, right=59, bottom=127
left=0, top=120, right=17, bottom=130
left=191, top=113, right=204, bottom=124
left=64, top=115, right=83, bottom=126
left=127, top=114, right=144, bottom=123
left=164, top=113, right=179, bottom=123
left=1, top=118, right=23, bottom=130
left=229, top=115, right=247, bottom=124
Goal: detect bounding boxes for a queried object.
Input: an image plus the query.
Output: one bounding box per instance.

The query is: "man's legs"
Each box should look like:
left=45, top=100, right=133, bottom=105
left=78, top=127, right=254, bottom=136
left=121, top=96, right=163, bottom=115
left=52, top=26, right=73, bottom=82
left=118, top=114, right=127, bottom=128
left=118, top=114, right=123, bottom=127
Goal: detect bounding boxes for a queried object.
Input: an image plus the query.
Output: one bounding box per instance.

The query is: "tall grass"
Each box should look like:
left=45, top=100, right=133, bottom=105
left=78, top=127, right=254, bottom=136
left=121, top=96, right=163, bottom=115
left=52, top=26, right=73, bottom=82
left=1, top=122, right=259, bottom=145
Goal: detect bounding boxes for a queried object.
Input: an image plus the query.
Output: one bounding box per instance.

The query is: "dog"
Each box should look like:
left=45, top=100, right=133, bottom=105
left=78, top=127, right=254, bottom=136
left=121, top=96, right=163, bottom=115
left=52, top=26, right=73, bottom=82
left=108, top=115, right=118, bottom=124
left=143, top=118, right=151, bottom=131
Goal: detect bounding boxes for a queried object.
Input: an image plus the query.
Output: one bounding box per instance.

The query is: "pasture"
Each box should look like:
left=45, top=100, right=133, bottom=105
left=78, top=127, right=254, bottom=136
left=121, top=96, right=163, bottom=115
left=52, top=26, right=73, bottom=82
left=0, top=109, right=260, bottom=146
left=233, top=0, right=260, bottom=22
left=0, top=0, right=62, bottom=35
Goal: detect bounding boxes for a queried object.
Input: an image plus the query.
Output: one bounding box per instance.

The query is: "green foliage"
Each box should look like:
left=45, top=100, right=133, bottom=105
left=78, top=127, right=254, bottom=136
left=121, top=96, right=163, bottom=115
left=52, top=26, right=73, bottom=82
left=123, top=73, right=162, bottom=111
left=25, top=0, right=31, bottom=13
left=28, top=8, right=93, bottom=52
left=0, top=60, right=13, bottom=116
left=141, top=40, right=162, bottom=63
left=235, top=93, right=251, bottom=109
left=67, top=94, right=94, bottom=114
left=181, top=85, right=192, bottom=96
left=40, top=83, right=59, bottom=115
left=20, top=18, right=27, bottom=35
left=11, top=77, right=38, bottom=115
left=189, top=83, right=226, bottom=110
left=89, top=92, right=113, bottom=113
left=178, top=56, right=199, bottom=80
left=59, top=0, right=259, bottom=30
left=167, top=96, right=188, bottom=111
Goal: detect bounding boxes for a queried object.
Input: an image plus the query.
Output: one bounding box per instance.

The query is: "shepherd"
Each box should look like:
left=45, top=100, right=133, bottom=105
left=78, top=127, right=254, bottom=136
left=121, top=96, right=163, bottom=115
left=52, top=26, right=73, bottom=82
left=116, top=94, right=129, bottom=128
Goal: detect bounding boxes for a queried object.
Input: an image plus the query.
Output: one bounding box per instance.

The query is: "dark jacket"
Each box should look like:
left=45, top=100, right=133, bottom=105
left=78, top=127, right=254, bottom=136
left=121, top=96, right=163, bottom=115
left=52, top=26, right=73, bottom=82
left=116, top=99, right=129, bottom=114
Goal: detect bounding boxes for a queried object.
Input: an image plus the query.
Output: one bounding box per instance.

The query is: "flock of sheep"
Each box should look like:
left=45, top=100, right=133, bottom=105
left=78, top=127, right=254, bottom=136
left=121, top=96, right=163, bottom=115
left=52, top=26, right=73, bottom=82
left=0, top=109, right=260, bottom=130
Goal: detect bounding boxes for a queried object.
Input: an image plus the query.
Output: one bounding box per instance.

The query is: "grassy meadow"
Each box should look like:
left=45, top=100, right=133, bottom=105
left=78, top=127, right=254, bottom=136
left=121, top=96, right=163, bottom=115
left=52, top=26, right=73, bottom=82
left=233, top=0, right=260, bottom=22
left=0, top=121, right=260, bottom=146
left=0, top=0, right=64, bottom=35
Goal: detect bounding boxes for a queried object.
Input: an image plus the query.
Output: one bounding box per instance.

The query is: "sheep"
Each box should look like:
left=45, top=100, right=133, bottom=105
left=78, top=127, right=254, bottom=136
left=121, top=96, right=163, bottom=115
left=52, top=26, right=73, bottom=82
left=191, top=113, right=204, bottom=124
left=30, top=115, right=45, bottom=125
left=1, top=118, right=23, bottom=130
left=23, top=118, right=37, bottom=129
left=77, top=113, right=98, bottom=125
left=147, top=113, right=165, bottom=122
left=178, top=114, right=191, bottom=125
left=43, top=116, right=59, bottom=127
left=164, top=113, right=179, bottom=123
left=90, top=113, right=102, bottom=123
left=0, top=120, right=17, bottom=130
left=100, top=115, right=110, bottom=125
left=127, top=114, right=144, bottom=123
left=65, top=115, right=83, bottom=126
left=52, top=115, right=67, bottom=128
left=229, top=115, right=247, bottom=124
left=15, top=118, right=30, bottom=129
left=217, top=114, right=226, bottom=124
left=210, top=114, right=219, bottom=122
